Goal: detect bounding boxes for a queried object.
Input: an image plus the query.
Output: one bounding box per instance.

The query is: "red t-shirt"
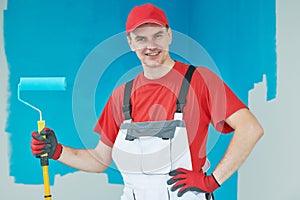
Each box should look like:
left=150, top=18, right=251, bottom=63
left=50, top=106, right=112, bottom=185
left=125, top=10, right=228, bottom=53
left=94, top=61, right=247, bottom=171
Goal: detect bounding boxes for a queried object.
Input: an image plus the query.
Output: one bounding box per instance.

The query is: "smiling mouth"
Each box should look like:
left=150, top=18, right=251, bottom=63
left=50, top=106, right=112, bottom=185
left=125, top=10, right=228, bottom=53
left=145, top=51, right=161, bottom=56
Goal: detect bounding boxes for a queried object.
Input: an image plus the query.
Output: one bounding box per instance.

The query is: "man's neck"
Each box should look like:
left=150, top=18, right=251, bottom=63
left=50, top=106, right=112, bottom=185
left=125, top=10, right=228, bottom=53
left=143, top=59, right=175, bottom=80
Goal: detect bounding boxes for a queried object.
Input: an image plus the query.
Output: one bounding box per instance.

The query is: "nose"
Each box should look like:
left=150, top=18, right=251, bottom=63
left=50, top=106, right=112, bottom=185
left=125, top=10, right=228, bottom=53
left=145, top=38, right=158, bottom=49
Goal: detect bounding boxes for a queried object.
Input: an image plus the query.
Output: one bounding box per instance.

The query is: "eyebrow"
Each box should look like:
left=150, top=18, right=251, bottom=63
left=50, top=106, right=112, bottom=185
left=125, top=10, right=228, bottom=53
left=154, top=30, right=164, bottom=35
left=133, top=30, right=165, bottom=39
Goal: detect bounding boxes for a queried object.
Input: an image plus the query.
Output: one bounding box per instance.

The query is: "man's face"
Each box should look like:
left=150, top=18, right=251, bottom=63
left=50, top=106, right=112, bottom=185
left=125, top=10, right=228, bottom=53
left=128, top=23, right=172, bottom=68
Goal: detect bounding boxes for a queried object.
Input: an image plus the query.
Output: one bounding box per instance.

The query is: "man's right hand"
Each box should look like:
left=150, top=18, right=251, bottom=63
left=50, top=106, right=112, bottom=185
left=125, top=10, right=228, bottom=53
left=31, top=127, right=63, bottom=160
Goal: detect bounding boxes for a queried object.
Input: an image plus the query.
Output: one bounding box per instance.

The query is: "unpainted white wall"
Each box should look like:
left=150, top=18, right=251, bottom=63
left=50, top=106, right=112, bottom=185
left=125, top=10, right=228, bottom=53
left=239, top=0, right=300, bottom=199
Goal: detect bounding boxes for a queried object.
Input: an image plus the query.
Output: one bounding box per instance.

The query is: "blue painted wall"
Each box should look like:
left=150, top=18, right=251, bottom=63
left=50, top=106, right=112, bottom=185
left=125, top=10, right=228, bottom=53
left=4, top=0, right=276, bottom=199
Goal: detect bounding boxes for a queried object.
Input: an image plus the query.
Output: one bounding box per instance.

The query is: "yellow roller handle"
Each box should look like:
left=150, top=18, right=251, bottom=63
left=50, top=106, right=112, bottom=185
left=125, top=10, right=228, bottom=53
left=38, top=120, right=46, bottom=134
left=37, top=120, right=52, bottom=200
left=42, top=165, right=52, bottom=200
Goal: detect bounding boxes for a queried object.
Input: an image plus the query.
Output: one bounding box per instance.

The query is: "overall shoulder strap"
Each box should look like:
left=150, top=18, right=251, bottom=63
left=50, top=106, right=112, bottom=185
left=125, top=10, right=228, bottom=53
left=122, top=79, right=134, bottom=120
left=122, top=65, right=196, bottom=119
left=176, top=65, right=196, bottom=113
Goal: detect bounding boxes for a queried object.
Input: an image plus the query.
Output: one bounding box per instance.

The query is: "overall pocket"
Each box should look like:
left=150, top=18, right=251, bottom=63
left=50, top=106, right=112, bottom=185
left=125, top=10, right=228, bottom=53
left=168, top=188, right=208, bottom=200
left=117, top=120, right=190, bottom=174
left=140, top=136, right=172, bottom=174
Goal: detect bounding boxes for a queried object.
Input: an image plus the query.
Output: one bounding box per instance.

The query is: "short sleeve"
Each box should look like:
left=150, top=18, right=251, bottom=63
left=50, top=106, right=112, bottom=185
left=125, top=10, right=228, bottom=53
left=197, top=67, right=247, bottom=133
left=94, top=85, right=125, bottom=147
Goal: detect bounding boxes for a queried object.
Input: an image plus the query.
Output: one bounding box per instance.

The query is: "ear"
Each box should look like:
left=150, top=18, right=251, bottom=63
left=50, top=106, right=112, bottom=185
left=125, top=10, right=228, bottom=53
left=127, top=34, right=135, bottom=51
left=167, top=27, right=173, bottom=45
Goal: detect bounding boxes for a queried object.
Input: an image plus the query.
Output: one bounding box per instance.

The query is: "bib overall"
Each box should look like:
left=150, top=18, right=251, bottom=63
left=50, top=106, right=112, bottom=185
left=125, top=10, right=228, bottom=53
left=112, top=66, right=214, bottom=200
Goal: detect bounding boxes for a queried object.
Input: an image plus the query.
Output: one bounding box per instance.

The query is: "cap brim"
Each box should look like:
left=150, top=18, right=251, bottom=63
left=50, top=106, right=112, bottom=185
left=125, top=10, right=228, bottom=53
left=127, top=19, right=166, bottom=34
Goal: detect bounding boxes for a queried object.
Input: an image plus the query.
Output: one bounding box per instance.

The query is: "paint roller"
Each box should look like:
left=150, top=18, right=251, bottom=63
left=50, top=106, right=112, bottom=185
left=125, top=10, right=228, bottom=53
left=18, top=77, right=67, bottom=200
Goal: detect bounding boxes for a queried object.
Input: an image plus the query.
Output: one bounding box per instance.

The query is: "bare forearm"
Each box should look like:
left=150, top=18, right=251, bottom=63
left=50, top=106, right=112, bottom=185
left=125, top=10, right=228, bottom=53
left=212, top=109, right=264, bottom=184
left=58, top=145, right=110, bottom=173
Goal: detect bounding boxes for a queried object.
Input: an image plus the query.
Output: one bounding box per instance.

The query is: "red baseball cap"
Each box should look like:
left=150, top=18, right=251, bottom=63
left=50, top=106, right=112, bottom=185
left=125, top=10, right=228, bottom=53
left=126, top=3, right=169, bottom=34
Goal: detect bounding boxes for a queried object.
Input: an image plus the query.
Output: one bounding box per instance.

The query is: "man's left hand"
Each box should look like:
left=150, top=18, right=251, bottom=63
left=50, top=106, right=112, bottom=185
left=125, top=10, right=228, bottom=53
left=167, top=168, right=220, bottom=197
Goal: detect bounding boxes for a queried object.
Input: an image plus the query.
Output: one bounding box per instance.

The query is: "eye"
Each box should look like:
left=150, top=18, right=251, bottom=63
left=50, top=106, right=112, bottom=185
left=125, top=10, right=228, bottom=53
left=135, top=36, right=145, bottom=42
left=154, top=34, right=163, bottom=39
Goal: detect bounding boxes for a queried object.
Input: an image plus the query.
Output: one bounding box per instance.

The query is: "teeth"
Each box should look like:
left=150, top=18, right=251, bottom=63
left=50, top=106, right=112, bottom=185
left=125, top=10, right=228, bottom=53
left=147, top=52, right=159, bottom=56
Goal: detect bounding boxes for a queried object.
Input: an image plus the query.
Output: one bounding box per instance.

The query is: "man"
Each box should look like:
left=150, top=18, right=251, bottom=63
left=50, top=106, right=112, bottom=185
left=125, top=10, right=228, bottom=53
left=31, top=3, right=263, bottom=200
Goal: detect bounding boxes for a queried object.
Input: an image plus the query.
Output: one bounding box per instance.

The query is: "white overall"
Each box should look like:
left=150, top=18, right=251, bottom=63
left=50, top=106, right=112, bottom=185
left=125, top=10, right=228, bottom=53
left=112, top=113, right=211, bottom=200
left=111, top=66, right=213, bottom=200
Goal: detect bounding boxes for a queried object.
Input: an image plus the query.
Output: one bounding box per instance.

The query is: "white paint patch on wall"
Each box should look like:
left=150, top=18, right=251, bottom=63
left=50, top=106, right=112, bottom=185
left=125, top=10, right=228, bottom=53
left=0, top=0, right=10, bottom=195
left=239, top=0, right=300, bottom=199
left=0, top=1, right=123, bottom=199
